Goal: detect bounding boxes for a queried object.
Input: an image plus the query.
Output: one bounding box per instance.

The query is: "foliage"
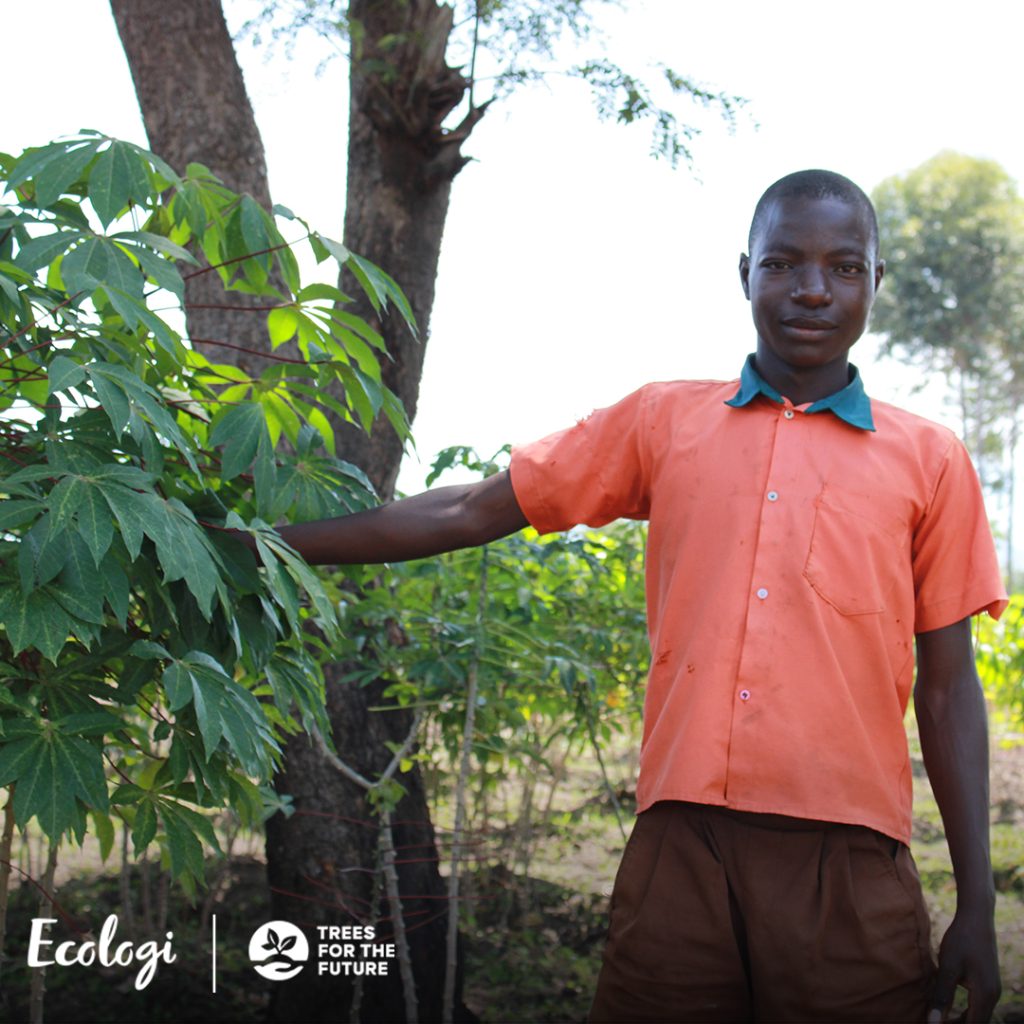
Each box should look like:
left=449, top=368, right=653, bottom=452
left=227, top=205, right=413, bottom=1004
left=975, top=595, right=1024, bottom=735
left=872, top=153, right=1024, bottom=486
left=239, top=0, right=747, bottom=168
left=0, top=132, right=412, bottom=888
left=340, top=447, right=648, bottom=832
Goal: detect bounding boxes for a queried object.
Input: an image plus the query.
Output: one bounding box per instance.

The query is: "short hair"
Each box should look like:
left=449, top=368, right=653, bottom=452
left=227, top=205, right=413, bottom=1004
left=748, top=170, right=879, bottom=256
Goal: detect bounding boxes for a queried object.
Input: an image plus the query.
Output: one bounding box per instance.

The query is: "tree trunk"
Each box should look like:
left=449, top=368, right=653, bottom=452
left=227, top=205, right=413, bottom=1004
left=267, top=3, right=484, bottom=1018
left=335, top=0, right=486, bottom=498
left=111, top=2, right=484, bottom=1020
left=110, top=0, right=279, bottom=380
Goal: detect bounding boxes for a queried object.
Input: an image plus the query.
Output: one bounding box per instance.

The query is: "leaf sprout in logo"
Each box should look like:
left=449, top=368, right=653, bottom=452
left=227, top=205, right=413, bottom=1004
left=248, top=920, right=309, bottom=980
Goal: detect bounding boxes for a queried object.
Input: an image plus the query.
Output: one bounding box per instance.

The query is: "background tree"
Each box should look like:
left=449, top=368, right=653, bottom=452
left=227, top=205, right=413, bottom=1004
left=872, top=152, right=1024, bottom=578
left=109, top=2, right=741, bottom=1018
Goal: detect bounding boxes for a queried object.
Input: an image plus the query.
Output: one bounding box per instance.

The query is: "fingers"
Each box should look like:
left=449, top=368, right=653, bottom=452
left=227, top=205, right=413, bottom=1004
left=928, top=965, right=959, bottom=1023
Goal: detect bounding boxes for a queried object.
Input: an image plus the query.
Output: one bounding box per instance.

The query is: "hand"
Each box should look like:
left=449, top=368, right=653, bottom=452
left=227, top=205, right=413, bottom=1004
left=927, top=911, right=1000, bottom=1023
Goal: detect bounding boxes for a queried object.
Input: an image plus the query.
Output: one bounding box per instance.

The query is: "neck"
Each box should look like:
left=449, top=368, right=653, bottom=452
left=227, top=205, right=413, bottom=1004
left=753, top=350, right=851, bottom=406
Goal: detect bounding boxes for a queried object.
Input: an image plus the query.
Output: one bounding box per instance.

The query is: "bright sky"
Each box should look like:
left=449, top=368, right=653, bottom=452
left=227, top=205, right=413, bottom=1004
left=6, top=0, right=1024, bottom=505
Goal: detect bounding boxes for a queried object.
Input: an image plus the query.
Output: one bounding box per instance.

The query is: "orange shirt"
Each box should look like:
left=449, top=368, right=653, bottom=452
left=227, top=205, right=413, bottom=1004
left=509, top=370, right=1007, bottom=842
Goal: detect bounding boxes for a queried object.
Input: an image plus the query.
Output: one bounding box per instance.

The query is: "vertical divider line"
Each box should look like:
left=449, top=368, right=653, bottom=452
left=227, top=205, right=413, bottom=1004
left=211, top=913, right=217, bottom=994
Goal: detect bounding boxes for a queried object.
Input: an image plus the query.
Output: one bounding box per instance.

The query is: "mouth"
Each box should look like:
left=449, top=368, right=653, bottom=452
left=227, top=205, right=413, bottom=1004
left=782, top=317, right=837, bottom=332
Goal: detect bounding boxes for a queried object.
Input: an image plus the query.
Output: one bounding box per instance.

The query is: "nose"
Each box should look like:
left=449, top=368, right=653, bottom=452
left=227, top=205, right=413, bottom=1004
left=791, top=266, right=831, bottom=307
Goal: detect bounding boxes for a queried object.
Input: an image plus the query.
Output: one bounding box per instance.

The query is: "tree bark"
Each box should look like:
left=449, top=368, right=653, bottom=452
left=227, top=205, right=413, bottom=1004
left=111, top=1, right=482, bottom=1020
left=336, top=0, right=486, bottom=498
left=267, top=3, right=484, bottom=1018
left=110, top=0, right=278, bottom=380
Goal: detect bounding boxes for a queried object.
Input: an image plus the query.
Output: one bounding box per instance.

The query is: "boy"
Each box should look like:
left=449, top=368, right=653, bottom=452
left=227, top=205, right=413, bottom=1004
left=264, top=171, right=1006, bottom=1022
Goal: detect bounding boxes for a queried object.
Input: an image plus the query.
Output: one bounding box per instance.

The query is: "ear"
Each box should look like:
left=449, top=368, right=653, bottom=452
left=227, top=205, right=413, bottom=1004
left=739, top=253, right=751, bottom=299
left=874, top=258, right=885, bottom=293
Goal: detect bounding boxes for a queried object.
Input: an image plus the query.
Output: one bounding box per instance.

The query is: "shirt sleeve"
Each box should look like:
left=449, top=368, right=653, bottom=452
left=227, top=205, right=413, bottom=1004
left=509, top=385, right=653, bottom=535
left=912, top=436, right=1008, bottom=632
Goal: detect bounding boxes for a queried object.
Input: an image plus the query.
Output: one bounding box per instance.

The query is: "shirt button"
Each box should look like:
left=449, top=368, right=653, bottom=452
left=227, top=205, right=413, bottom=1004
left=783, top=409, right=795, bottom=419
left=756, top=587, right=768, bottom=599
left=767, top=490, right=779, bottom=502
left=739, top=689, right=751, bottom=701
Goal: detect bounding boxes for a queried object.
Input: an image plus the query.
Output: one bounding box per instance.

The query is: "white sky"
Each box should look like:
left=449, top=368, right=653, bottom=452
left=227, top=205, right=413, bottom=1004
left=6, top=0, right=1024, bottom=504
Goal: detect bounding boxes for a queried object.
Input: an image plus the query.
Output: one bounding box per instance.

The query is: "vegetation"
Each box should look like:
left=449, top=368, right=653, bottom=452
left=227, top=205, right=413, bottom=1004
left=872, top=153, right=1024, bottom=579
left=0, top=132, right=412, bottom=897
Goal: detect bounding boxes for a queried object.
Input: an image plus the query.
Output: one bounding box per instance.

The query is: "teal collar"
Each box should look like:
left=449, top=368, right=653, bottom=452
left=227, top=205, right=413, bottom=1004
left=724, top=355, right=875, bottom=431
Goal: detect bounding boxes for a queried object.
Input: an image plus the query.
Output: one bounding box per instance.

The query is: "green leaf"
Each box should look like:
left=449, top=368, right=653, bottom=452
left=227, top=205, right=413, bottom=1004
left=0, top=500, right=43, bottom=531
left=98, top=482, right=156, bottom=560
left=86, top=365, right=131, bottom=439
left=130, top=639, right=171, bottom=660
left=18, top=515, right=68, bottom=592
left=159, top=802, right=206, bottom=882
left=45, top=579, right=104, bottom=628
left=75, top=485, right=115, bottom=564
left=267, top=307, right=299, bottom=347
left=111, top=230, right=197, bottom=264
left=56, top=531, right=106, bottom=622
left=13, top=737, right=73, bottom=839
left=132, top=799, right=157, bottom=855
left=88, top=141, right=153, bottom=227
left=34, top=142, right=97, bottom=206
left=152, top=510, right=220, bottom=617
left=32, top=594, right=74, bottom=663
left=47, top=355, right=86, bottom=397
left=348, top=252, right=417, bottom=334
left=0, top=735, right=41, bottom=786
left=169, top=733, right=190, bottom=785
left=129, top=243, right=185, bottom=301
left=91, top=809, right=116, bottom=862
left=100, top=553, right=130, bottom=626
left=60, top=237, right=109, bottom=296
left=162, top=661, right=193, bottom=712
left=52, top=732, right=108, bottom=811
left=190, top=670, right=224, bottom=760
left=47, top=475, right=86, bottom=532
left=209, top=403, right=264, bottom=481
left=15, top=231, right=82, bottom=273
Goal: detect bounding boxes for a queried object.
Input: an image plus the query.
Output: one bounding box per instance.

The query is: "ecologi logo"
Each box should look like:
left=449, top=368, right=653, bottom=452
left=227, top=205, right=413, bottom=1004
left=248, top=920, right=309, bottom=980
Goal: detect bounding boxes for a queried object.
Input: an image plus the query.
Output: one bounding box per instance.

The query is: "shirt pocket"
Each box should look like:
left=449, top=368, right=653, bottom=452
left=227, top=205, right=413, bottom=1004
left=802, top=488, right=906, bottom=616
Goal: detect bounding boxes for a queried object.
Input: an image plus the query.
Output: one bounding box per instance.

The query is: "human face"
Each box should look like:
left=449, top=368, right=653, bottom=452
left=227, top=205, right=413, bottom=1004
left=739, top=195, right=884, bottom=400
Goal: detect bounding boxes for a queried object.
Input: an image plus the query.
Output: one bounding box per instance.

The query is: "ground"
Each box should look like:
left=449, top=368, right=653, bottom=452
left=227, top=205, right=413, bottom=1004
left=0, top=731, right=1022, bottom=1022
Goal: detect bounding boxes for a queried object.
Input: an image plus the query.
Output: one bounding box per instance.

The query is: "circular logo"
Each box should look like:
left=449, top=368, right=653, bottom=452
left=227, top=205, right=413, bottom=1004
left=248, top=920, right=309, bottom=980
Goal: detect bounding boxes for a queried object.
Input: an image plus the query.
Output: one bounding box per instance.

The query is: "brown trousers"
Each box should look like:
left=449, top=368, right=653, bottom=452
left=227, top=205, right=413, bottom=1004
left=590, top=802, right=935, bottom=1023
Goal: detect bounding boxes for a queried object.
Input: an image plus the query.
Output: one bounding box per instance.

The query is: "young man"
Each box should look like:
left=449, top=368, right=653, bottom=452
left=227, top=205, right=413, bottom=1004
left=265, top=171, right=1006, bottom=1023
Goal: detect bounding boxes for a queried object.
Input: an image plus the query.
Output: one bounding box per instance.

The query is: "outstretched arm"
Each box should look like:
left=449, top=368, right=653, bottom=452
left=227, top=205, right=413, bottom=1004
left=915, top=617, right=1000, bottom=1024
left=264, top=468, right=529, bottom=565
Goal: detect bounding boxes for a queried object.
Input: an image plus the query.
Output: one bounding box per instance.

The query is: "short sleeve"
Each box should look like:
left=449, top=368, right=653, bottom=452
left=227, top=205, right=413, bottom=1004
left=509, top=386, right=652, bottom=535
left=912, top=437, right=1008, bottom=632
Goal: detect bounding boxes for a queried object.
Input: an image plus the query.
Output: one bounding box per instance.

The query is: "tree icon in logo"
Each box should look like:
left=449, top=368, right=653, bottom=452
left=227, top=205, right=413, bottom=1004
left=248, top=920, right=309, bottom=980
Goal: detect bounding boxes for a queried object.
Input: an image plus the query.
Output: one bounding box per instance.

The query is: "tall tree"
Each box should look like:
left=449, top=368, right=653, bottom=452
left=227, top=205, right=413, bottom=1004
left=871, top=153, right=1024, bottom=578
left=110, top=2, right=739, bottom=1018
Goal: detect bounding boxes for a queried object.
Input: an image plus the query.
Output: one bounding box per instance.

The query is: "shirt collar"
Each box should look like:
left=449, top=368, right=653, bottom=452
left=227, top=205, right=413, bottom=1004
left=724, top=354, right=875, bottom=431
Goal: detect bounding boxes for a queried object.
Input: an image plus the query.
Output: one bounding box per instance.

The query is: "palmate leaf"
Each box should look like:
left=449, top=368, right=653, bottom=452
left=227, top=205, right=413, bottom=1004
left=11, top=736, right=75, bottom=839
left=51, top=731, right=108, bottom=811
left=209, top=402, right=265, bottom=481
left=151, top=505, right=222, bottom=617
left=88, top=140, right=154, bottom=227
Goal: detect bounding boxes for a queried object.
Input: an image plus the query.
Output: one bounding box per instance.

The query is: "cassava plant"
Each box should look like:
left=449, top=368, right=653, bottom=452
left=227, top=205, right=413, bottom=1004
left=0, top=132, right=412, bottom=895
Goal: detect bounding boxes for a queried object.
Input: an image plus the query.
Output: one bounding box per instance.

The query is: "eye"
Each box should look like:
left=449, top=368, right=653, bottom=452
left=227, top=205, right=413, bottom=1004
left=836, top=262, right=865, bottom=275
left=760, top=259, right=790, bottom=271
